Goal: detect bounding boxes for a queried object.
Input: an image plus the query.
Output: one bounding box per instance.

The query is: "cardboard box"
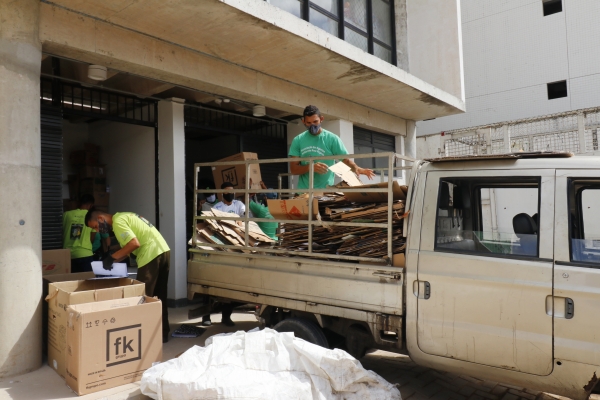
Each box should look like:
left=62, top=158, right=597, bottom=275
left=79, top=178, right=107, bottom=195
left=393, top=253, right=406, bottom=268
left=93, top=191, right=110, bottom=207
left=70, top=150, right=99, bottom=166
left=343, top=181, right=408, bottom=203
left=212, top=152, right=262, bottom=191
left=42, top=249, right=72, bottom=276
left=79, top=165, right=106, bottom=179
left=46, top=278, right=146, bottom=380
left=42, top=272, right=96, bottom=355
left=65, top=296, right=162, bottom=395
left=267, top=198, right=319, bottom=220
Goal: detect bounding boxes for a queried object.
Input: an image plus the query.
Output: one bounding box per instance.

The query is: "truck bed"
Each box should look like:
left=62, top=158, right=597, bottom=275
left=187, top=251, right=404, bottom=315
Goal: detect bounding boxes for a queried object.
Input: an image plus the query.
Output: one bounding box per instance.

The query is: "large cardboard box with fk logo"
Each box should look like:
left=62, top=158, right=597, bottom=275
left=65, top=296, right=162, bottom=395
left=211, top=152, right=262, bottom=192
left=46, top=278, right=145, bottom=380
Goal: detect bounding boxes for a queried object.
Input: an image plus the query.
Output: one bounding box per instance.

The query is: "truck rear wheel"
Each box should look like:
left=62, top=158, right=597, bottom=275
left=273, top=318, right=329, bottom=348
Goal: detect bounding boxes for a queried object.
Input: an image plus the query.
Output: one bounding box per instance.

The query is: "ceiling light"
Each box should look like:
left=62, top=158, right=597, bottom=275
left=215, top=99, right=223, bottom=105
left=87, top=65, right=107, bottom=81
left=253, top=105, right=266, bottom=117
left=223, top=99, right=230, bottom=103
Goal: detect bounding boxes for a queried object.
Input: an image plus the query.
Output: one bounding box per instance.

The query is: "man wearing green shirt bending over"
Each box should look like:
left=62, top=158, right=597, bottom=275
left=85, top=210, right=171, bottom=342
left=289, top=105, right=375, bottom=189
left=63, top=194, right=96, bottom=273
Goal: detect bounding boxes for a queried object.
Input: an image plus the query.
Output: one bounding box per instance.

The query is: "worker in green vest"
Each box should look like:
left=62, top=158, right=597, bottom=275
left=85, top=209, right=171, bottom=342
left=63, top=194, right=96, bottom=273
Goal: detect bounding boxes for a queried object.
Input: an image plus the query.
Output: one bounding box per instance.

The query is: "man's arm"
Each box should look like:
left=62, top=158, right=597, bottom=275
left=342, top=158, right=376, bottom=180
left=110, top=237, right=140, bottom=262
left=289, top=156, right=329, bottom=175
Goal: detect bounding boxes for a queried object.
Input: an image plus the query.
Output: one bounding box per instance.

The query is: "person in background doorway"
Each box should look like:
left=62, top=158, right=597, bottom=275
left=200, top=186, right=219, bottom=213
left=289, top=105, right=375, bottom=189
left=213, top=182, right=246, bottom=217
left=92, top=221, right=111, bottom=261
left=63, top=194, right=96, bottom=273
left=249, top=180, right=278, bottom=241
left=85, top=209, right=171, bottom=342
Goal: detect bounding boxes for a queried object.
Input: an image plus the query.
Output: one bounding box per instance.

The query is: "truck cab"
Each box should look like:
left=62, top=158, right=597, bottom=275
left=188, top=153, right=600, bottom=399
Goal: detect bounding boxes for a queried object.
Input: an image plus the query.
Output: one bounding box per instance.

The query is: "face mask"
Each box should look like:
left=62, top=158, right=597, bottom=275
left=308, top=124, right=321, bottom=135
left=223, top=193, right=235, bottom=202
left=98, top=219, right=110, bottom=234
left=206, top=194, right=216, bottom=203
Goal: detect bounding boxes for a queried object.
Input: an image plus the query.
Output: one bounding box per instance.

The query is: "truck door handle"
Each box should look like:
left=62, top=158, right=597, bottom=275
left=413, top=281, right=431, bottom=299
left=545, top=295, right=574, bottom=319
left=565, top=298, right=574, bottom=319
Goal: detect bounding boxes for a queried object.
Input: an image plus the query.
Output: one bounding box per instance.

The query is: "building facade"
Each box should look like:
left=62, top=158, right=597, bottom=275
left=416, top=0, right=600, bottom=158
left=0, top=0, right=464, bottom=376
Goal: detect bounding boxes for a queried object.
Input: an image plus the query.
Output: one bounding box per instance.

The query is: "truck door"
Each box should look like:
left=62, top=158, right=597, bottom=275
left=554, top=170, right=600, bottom=367
left=416, top=169, right=555, bottom=375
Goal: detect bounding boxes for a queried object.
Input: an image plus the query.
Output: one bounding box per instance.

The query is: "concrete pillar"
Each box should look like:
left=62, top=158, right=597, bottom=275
left=405, top=120, right=417, bottom=159
left=157, top=100, right=187, bottom=305
left=0, top=0, right=42, bottom=377
left=323, top=119, right=354, bottom=153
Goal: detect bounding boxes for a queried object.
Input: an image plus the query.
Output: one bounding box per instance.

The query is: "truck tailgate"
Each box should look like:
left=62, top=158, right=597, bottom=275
left=188, top=252, right=403, bottom=315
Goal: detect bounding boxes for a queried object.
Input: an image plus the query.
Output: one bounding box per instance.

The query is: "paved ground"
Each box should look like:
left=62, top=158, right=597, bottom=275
left=0, top=306, right=596, bottom=400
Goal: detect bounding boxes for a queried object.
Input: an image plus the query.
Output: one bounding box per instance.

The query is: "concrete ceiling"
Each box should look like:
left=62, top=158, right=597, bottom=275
left=40, top=0, right=465, bottom=128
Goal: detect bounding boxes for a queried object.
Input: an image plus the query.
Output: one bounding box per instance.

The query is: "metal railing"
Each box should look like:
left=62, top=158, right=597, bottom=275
left=192, top=153, right=413, bottom=265
left=437, top=106, right=600, bottom=157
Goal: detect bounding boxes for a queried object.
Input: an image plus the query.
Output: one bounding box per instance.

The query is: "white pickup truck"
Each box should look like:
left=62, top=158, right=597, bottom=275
left=188, top=152, right=600, bottom=399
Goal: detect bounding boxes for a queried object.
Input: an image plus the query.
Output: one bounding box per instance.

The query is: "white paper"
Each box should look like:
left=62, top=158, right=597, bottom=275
left=91, top=261, right=128, bottom=277
left=328, top=162, right=363, bottom=186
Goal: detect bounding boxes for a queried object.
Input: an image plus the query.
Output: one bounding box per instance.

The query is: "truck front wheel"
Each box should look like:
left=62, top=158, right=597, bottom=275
left=273, top=318, right=329, bottom=348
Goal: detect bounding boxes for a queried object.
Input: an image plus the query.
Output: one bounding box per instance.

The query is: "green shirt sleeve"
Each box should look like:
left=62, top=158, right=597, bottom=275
left=112, top=217, right=136, bottom=247
left=249, top=201, right=271, bottom=219
left=288, top=134, right=302, bottom=157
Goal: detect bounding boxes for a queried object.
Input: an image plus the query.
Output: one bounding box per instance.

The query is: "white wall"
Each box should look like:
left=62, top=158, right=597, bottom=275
left=88, top=121, right=156, bottom=224
left=406, top=0, right=464, bottom=100
left=417, top=0, right=600, bottom=136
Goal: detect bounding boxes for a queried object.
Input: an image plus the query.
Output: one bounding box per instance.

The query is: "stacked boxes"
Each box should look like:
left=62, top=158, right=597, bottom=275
left=67, top=143, right=109, bottom=212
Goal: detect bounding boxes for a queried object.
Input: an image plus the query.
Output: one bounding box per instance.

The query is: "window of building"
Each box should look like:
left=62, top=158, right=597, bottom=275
left=353, top=127, right=396, bottom=175
left=547, top=80, right=568, bottom=100
left=267, top=0, right=396, bottom=65
left=569, top=179, right=600, bottom=267
left=435, top=177, right=540, bottom=258
left=543, top=0, right=562, bottom=16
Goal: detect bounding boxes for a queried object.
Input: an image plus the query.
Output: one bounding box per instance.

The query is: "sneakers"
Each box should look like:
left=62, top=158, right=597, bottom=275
left=221, top=318, right=235, bottom=327
left=202, top=320, right=212, bottom=326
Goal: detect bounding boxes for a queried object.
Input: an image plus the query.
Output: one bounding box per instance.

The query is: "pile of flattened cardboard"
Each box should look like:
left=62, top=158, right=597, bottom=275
left=189, top=208, right=275, bottom=251
left=277, top=200, right=406, bottom=258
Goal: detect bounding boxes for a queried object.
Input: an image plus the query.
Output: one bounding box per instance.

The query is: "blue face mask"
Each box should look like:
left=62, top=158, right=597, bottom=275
left=308, top=124, right=321, bottom=135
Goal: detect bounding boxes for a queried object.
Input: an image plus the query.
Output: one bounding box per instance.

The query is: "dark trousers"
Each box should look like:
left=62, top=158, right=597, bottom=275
left=71, top=256, right=93, bottom=273
left=136, top=251, right=170, bottom=340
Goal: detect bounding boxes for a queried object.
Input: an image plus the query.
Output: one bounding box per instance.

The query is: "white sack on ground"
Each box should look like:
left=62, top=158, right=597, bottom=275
left=141, top=328, right=401, bottom=400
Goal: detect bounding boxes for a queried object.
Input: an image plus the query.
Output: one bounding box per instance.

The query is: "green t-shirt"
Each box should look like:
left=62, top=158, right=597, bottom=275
left=249, top=201, right=278, bottom=240
left=63, top=209, right=94, bottom=259
left=112, top=212, right=170, bottom=268
left=92, top=232, right=110, bottom=252
left=288, top=129, right=348, bottom=189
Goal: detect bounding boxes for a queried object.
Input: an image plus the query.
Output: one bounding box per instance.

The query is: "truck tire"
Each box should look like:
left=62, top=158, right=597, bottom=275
left=273, top=318, right=329, bottom=348
left=345, top=325, right=371, bottom=359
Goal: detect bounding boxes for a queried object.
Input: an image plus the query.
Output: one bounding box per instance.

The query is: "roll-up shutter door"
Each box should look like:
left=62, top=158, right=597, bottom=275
left=41, top=105, right=64, bottom=250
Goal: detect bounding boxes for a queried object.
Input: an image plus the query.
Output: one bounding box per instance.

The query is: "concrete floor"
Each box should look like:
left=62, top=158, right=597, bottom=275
left=0, top=305, right=597, bottom=400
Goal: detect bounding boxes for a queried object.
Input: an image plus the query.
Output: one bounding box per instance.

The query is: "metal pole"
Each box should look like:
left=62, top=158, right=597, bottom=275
left=244, top=161, right=250, bottom=247
left=502, top=124, right=511, bottom=154
left=387, top=153, right=394, bottom=262
left=578, top=112, right=586, bottom=154
left=192, top=165, right=198, bottom=248
left=308, top=160, right=314, bottom=254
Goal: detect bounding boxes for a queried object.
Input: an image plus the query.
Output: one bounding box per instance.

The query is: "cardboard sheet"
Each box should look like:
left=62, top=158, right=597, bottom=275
left=343, top=181, right=408, bottom=203
left=267, top=198, right=319, bottom=220
left=328, top=161, right=363, bottom=186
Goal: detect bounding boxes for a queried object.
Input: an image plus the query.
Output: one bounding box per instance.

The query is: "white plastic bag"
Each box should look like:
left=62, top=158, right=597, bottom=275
left=141, top=328, right=400, bottom=400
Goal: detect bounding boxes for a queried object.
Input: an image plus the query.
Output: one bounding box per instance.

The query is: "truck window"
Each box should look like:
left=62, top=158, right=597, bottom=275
left=569, top=179, right=600, bottom=266
left=435, top=177, right=540, bottom=257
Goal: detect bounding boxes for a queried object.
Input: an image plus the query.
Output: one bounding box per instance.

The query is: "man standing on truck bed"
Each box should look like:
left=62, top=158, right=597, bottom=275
left=84, top=209, right=171, bottom=343
left=289, top=105, right=375, bottom=189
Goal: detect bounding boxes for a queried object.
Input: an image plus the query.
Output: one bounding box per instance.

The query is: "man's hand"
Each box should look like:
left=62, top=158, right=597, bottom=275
left=313, top=162, right=329, bottom=175
left=102, top=253, right=114, bottom=271
left=355, top=166, right=376, bottom=180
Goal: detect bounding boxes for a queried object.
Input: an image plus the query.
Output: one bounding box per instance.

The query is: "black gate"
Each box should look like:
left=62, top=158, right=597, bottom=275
left=41, top=105, right=64, bottom=250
